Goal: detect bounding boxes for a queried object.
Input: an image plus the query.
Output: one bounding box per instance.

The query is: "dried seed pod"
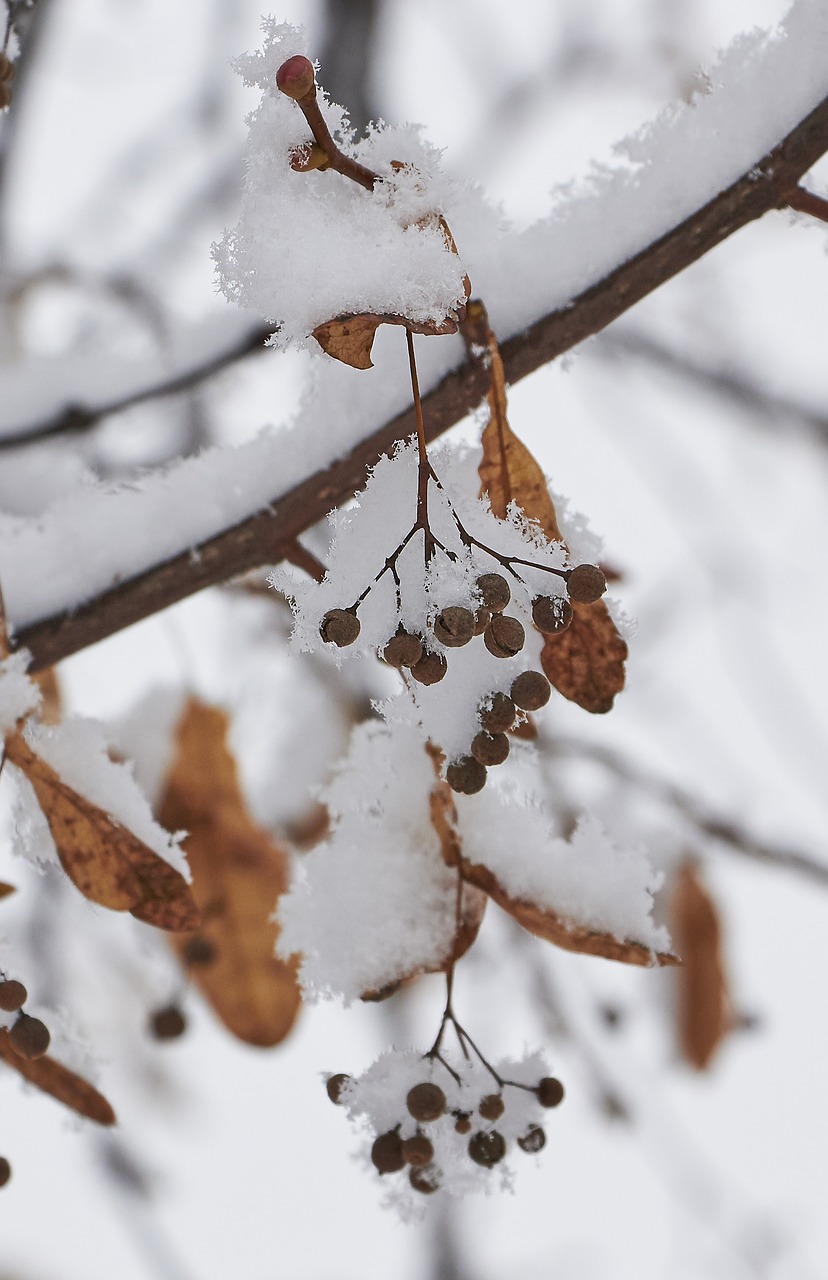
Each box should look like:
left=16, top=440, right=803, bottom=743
left=276, top=54, right=315, bottom=100
left=474, top=606, right=492, bottom=635
left=406, top=1082, right=447, bottom=1122
left=517, top=1126, right=546, bottom=1153
left=382, top=630, right=424, bottom=669
left=484, top=614, right=525, bottom=659
left=0, top=1157, right=10, bottom=1187
left=479, top=693, right=516, bottom=735
left=402, top=1134, right=434, bottom=1167
left=532, top=595, right=573, bottom=635
left=433, top=606, right=475, bottom=648
left=478, top=1093, right=505, bottom=1121
left=454, top=1112, right=472, bottom=1134
left=471, top=731, right=509, bottom=767
left=319, top=608, right=360, bottom=647
left=510, top=670, right=551, bottom=711
left=476, top=573, right=511, bottom=612
left=446, top=756, right=487, bottom=796
left=371, top=1130, right=405, bottom=1175
left=0, top=979, right=28, bottom=1012
left=409, top=1164, right=441, bottom=1194
left=9, top=1014, right=50, bottom=1059
left=468, top=1130, right=506, bottom=1167
left=150, top=1005, right=187, bottom=1042
left=537, top=1076, right=565, bottom=1108
left=566, top=563, right=607, bottom=604
left=182, top=936, right=216, bottom=967
left=409, top=650, right=448, bottom=685
left=326, top=1073, right=351, bottom=1104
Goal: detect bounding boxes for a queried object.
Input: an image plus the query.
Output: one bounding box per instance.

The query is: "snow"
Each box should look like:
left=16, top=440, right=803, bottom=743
left=0, top=650, right=40, bottom=734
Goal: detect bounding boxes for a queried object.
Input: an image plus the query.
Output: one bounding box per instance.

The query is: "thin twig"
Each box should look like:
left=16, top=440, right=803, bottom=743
left=786, top=184, right=828, bottom=225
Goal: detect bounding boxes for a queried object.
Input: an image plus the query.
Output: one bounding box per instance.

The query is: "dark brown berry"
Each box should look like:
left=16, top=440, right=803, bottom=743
left=382, top=630, right=423, bottom=669
left=468, top=1130, right=506, bottom=1167
left=433, top=606, right=475, bottom=648
left=0, top=1157, right=10, bottom=1187
left=182, top=936, right=216, bottom=967
left=446, top=756, right=487, bottom=795
left=510, top=670, right=551, bottom=711
left=150, top=1005, right=186, bottom=1041
left=476, top=573, right=511, bottom=612
left=0, top=980, right=27, bottom=1012
left=518, top=1126, right=546, bottom=1153
left=532, top=595, right=573, bottom=635
left=566, top=564, right=607, bottom=604
left=537, top=1076, right=565, bottom=1108
left=484, top=614, right=525, bottom=658
left=9, top=1014, right=50, bottom=1059
left=409, top=1164, right=441, bottom=1194
left=471, top=731, right=509, bottom=767
left=371, top=1130, right=404, bottom=1174
left=326, top=1073, right=351, bottom=1104
left=454, top=1112, right=472, bottom=1134
left=409, top=650, right=448, bottom=685
left=276, top=54, right=315, bottom=100
left=478, top=1093, right=505, bottom=1121
left=319, top=608, right=360, bottom=647
left=402, top=1134, right=434, bottom=1167
left=474, top=607, right=492, bottom=635
left=479, top=693, right=516, bottom=735
left=406, top=1082, right=446, bottom=1122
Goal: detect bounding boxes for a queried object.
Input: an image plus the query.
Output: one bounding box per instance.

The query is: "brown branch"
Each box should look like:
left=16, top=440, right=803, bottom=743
left=15, top=92, right=828, bottom=672
left=786, top=183, right=828, bottom=224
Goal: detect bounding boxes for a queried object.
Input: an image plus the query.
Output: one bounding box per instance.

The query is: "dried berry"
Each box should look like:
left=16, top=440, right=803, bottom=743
left=402, top=1134, right=434, bottom=1167
left=276, top=54, right=315, bottom=100
left=433, top=606, right=475, bottom=648
left=326, top=1073, right=351, bottom=1104
left=532, top=594, right=573, bottom=635
left=0, top=1157, right=10, bottom=1187
left=382, top=630, right=423, bottom=669
left=478, top=1093, right=505, bottom=1121
left=409, top=650, right=448, bottom=685
left=409, top=1164, right=441, bottom=1194
left=371, top=1130, right=404, bottom=1174
left=0, top=979, right=27, bottom=1012
left=476, top=573, right=511, bottom=612
left=319, top=608, right=360, bottom=647
left=150, top=1005, right=186, bottom=1042
left=9, top=1014, right=50, bottom=1059
left=479, top=693, right=516, bottom=735
left=182, top=936, right=216, bottom=967
left=510, top=670, right=551, bottom=711
left=518, top=1125, right=546, bottom=1153
left=468, top=1130, right=506, bottom=1167
left=471, top=731, right=509, bottom=767
left=454, top=1112, right=472, bottom=1134
left=537, top=1076, right=565, bottom=1108
left=566, top=563, right=607, bottom=604
left=406, top=1082, right=446, bottom=1122
left=484, top=614, right=525, bottom=659
left=446, top=756, right=487, bottom=795
left=474, top=606, right=492, bottom=635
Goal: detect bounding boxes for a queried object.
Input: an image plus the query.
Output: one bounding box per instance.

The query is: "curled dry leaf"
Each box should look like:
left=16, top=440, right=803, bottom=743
left=159, top=698, right=301, bottom=1048
left=471, top=298, right=627, bottom=713
left=3, top=732, right=200, bottom=931
left=0, top=1027, right=116, bottom=1125
left=671, top=860, right=732, bottom=1070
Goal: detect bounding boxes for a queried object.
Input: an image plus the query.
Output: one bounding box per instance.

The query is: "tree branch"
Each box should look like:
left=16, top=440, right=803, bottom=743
left=16, top=92, right=828, bottom=671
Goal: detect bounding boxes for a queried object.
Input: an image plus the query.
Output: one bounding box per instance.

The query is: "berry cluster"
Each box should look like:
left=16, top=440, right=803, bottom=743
left=0, top=977, right=51, bottom=1060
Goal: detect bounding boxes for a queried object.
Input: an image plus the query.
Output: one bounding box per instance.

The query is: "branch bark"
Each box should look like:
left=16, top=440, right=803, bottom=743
left=16, top=93, right=828, bottom=671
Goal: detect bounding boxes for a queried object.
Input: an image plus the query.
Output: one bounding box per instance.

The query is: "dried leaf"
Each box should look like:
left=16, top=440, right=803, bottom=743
left=312, top=310, right=459, bottom=370
left=671, top=860, right=731, bottom=1069
left=458, top=856, right=677, bottom=968
left=0, top=1027, right=116, bottom=1125
left=31, top=667, right=62, bottom=725
left=540, top=604, right=628, bottom=715
left=159, top=699, right=301, bottom=1048
left=3, top=732, right=200, bottom=932
left=0, top=881, right=15, bottom=900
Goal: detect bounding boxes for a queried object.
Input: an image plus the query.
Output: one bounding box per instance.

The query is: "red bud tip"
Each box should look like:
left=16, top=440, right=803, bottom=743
left=276, top=56, right=315, bottom=101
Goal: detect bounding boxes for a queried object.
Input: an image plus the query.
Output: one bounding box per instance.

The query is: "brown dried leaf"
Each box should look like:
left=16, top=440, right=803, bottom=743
left=670, top=860, right=731, bottom=1070
left=159, top=699, right=301, bottom=1048
left=0, top=881, right=15, bottom=900
left=540, top=603, right=628, bottom=715
left=0, top=1027, right=116, bottom=1125
left=458, top=856, right=677, bottom=968
left=312, top=310, right=459, bottom=370
left=3, top=731, right=200, bottom=931
left=31, top=666, right=62, bottom=725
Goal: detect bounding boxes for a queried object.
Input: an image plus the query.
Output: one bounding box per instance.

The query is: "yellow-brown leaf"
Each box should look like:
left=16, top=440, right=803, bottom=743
left=312, top=310, right=459, bottom=370
left=671, top=860, right=731, bottom=1070
left=159, top=699, right=301, bottom=1048
left=540, top=602, right=628, bottom=715
left=0, top=881, right=15, bottom=900
left=0, top=1027, right=116, bottom=1125
left=3, top=732, right=200, bottom=932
